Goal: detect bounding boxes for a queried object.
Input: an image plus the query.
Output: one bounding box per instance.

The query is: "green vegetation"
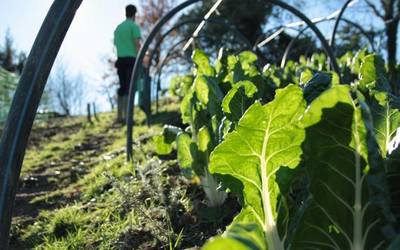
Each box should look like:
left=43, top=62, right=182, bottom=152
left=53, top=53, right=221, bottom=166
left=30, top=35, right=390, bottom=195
left=11, top=99, right=237, bottom=249
left=156, top=49, right=400, bottom=249
left=0, top=68, right=17, bottom=125
left=9, top=48, right=400, bottom=249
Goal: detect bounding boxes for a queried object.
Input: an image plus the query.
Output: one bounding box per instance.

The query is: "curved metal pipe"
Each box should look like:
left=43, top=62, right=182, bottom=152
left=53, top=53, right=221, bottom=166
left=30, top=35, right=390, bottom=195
left=0, top=0, right=82, bottom=246
left=147, top=17, right=253, bottom=76
left=280, top=17, right=375, bottom=68
left=254, top=25, right=301, bottom=49
left=150, top=19, right=252, bottom=112
left=153, top=35, right=216, bottom=106
left=126, top=0, right=201, bottom=160
left=126, top=0, right=341, bottom=159
left=269, top=0, right=340, bottom=76
left=148, top=18, right=249, bottom=112
left=341, top=18, right=376, bottom=51
left=330, top=0, right=353, bottom=52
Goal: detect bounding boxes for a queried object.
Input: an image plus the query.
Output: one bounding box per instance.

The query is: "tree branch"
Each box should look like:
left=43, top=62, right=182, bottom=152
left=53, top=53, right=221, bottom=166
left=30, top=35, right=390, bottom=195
left=366, top=0, right=385, bottom=19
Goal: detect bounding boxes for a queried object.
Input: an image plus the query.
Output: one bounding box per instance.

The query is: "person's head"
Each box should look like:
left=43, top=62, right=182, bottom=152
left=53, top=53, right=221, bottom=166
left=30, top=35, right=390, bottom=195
left=125, top=4, right=137, bottom=19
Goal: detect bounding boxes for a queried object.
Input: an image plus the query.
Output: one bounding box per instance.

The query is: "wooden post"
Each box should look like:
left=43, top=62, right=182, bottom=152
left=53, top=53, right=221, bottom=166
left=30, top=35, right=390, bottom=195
left=92, top=102, right=99, bottom=121
left=87, top=103, right=92, bottom=123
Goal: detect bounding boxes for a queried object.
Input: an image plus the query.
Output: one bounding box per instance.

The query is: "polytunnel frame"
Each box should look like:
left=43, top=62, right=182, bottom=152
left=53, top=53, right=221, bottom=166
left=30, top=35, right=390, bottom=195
left=153, top=35, right=217, bottom=112
left=126, top=0, right=341, bottom=160
left=147, top=17, right=253, bottom=71
left=280, top=17, right=376, bottom=68
left=0, top=0, right=83, bottom=246
left=254, top=0, right=361, bottom=68
left=154, top=30, right=255, bottom=100
left=147, top=17, right=254, bottom=112
left=0, top=0, right=355, bottom=247
left=153, top=34, right=228, bottom=111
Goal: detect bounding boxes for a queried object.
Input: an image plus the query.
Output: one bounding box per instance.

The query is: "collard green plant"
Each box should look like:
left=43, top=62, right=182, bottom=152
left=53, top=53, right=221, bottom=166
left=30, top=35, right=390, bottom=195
left=204, top=84, right=397, bottom=249
left=155, top=49, right=400, bottom=247
left=356, top=54, right=400, bottom=229
left=156, top=49, right=280, bottom=207
left=293, top=85, right=395, bottom=249
left=205, top=85, right=306, bottom=250
left=169, top=74, right=194, bottom=99
left=0, top=68, right=18, bottom=124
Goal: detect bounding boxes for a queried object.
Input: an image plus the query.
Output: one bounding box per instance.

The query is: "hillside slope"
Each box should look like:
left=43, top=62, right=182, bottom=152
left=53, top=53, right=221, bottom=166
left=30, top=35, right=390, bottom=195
left=9, top=98, right=237, bottom=250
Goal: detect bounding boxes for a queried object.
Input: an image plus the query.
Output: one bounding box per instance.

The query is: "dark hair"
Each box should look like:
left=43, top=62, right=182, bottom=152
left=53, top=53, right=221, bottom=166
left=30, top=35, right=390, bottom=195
left=126, top=4, right=137, bottom=18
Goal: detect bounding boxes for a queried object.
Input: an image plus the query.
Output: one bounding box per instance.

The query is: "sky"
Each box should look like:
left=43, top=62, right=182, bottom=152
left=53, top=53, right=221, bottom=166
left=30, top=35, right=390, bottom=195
left=0, top=0, right=386, bottom=114
left=0, top=0, right=140, bottom=113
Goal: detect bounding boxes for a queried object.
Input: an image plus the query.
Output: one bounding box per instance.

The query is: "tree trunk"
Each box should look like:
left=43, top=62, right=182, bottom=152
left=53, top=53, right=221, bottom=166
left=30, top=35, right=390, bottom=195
left=386, top=19, right=399, bottom=94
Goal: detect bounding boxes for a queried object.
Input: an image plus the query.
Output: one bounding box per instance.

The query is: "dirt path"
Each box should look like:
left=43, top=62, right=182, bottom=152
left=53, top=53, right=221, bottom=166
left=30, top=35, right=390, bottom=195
left=11, top=121, right=120, bottom=231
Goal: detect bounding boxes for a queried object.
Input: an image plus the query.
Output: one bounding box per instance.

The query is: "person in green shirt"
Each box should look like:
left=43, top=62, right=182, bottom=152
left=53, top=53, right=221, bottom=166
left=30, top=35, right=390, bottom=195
left=114, top=4, right=141, bottom=122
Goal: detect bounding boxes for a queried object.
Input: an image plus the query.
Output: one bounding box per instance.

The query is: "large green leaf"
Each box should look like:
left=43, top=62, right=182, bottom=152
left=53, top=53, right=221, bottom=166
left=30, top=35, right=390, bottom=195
left=358, top=54, right=390, bottom=93
left=207, top=85, right=306, bottom=249
left=176, top=133, right=194, bottom=169
left=358, top=58, right=400, bottom=164
left=195, top=76, right=224, bottom=117
left=294, top=85, right=394, bottom=249
left=192, top=49, right=215, bottom=77
left=203, top=207, right=266, bottom=250
left=302, top=72, right=335, bottom=104
left=154, top=125, right=182, bottom=155
left=386, top=128, right=400, bottom=227
left=370, top=95, right=400, bottom=160
left=180, top=88, right=194, bottom=124
left=222, top=81, right=258, bottom=123
left=357, top=53, right=400, bottom=165
left=175, top=130, right=208, bottom=177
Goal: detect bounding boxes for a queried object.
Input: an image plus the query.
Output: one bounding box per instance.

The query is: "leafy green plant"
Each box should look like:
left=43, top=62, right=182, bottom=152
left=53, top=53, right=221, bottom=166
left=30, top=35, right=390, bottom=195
left=204, top=84, right=398, bottom=250
left=199, top=50, right=400, bottom=249
left=156, top=49, right=278, bottom=207
left=0, top=68, right=18, bottom=124
left=156, top=48, right=400, bottom=248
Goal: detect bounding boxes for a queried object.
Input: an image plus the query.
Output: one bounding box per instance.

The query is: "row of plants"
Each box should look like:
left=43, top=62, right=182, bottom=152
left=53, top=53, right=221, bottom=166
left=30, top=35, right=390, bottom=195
left=155, top=48, right=400, bottom=249
left=0, top=67, right=18, bottom=126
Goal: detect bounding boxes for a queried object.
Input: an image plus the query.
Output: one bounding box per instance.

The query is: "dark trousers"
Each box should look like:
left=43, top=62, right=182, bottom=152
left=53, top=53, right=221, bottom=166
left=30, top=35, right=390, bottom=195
left=115, top=57, right=136, bottom=96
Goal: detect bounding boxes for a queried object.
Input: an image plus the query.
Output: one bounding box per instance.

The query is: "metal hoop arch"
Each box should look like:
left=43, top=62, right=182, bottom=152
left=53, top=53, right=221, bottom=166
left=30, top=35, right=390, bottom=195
left=0, top=0, right=83, bottom=246
left=147, top=17, right=253, bottom=74
left=153, top=34, right=216, bottom=112
left=126, top=0, right=201, bottom=160
left=330, top=0, right=353, bottom=52
left=153, top=34, right=220, bottom=102
left=280, top=17, right=376, bottom=68
left=126, top=0, right=341, bottom=160
left=147, top=17, right=254, bottom=111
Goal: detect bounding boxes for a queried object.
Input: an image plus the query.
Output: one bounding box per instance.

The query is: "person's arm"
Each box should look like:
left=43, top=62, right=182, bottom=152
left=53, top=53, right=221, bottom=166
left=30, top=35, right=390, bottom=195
left=135, top=38, right=141, bottom=53
left=132, top=23, right=142, bottom=54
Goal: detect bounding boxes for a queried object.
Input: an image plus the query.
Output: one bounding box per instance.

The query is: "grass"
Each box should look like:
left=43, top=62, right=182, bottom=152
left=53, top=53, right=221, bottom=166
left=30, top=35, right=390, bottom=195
left=10, top=98, right=236, bottom=249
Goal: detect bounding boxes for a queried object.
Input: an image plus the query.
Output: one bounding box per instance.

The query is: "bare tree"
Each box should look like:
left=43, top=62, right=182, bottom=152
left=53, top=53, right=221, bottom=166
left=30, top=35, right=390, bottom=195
left=137, top=0, right=175, bottom=37
left=100, top=57, right=118, bottom=111
left=137, top=1, right=178, bottom=72
left=0, top=30, right=26, bottom=74
left=47, top=64, right=84, bottom=116
left=101, top=83, right=117, bottom=111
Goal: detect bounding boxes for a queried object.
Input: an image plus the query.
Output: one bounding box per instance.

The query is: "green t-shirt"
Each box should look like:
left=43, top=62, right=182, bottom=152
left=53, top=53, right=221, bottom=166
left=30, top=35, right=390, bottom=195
left=114, top=19, right=141, bottom=58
